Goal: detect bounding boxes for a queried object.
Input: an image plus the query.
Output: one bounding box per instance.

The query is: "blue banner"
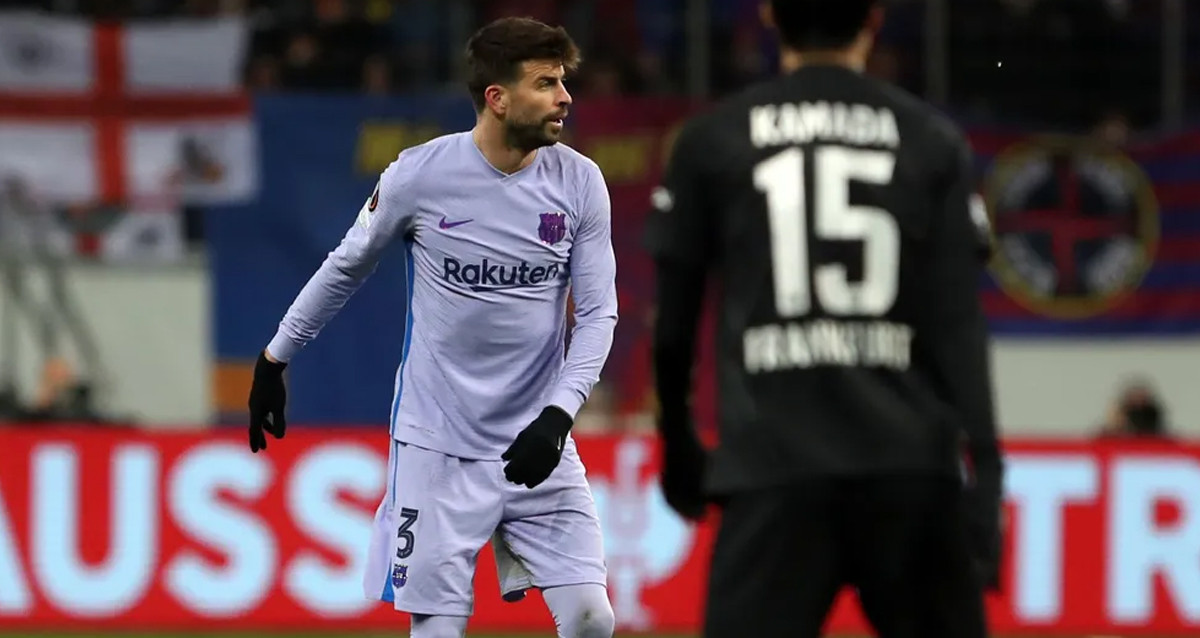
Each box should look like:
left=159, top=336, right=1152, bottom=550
left=210, top=94, right=476, bottom=425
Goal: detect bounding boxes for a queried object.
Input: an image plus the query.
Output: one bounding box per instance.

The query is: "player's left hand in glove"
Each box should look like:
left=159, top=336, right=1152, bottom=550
left=503, top=406, right=573, bottom=489
left=248, top=350, right=288, bottom=453
left=963, top=445, right=1004, bottom=592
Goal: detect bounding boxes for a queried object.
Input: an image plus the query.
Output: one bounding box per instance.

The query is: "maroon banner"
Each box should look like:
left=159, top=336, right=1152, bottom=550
left=566, top=98, right=719, bottom=425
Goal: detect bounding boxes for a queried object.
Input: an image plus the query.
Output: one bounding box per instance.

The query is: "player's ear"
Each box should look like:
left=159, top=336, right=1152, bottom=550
left=758, top=1, right=775, bottom=30
left=484, top=84, right=508, bottom=115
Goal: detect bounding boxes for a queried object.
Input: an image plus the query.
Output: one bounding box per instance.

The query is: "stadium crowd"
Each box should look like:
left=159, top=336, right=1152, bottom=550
left=8, top=0, right=1194, bottom=132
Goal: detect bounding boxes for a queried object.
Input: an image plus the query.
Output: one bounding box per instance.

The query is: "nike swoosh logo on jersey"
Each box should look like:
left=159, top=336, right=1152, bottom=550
left=439, top=216, right=474, bottom=230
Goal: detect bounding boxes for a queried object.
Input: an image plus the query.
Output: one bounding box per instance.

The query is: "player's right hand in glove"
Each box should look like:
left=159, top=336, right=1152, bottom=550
left=659, top=423, right=708, bottom=522
left=248, top=350, right=288, bottom=453
left=503, top=406, right=573, bottom=489
left=963, top=444, right=1004, bottom=592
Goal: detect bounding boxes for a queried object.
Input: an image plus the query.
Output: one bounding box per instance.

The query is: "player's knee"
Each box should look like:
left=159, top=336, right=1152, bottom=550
left=544, top=583, right=615, bottom=638
left=562, top=597, right=615, bottom=638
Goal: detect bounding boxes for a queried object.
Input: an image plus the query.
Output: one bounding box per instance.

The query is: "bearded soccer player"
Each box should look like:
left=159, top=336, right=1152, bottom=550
left=646, top=1, right=1003, bottom=636
left=246, top=18, right=618, bottom=638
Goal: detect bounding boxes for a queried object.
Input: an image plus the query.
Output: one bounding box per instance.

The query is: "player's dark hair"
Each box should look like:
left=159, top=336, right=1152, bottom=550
left=770, top=0, right=881, bottom=50
left=465, top=17, right=581, bottom=112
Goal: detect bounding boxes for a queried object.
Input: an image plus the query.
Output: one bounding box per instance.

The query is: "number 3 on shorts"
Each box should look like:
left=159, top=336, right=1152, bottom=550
left=396, top=507, right=420, bottom=559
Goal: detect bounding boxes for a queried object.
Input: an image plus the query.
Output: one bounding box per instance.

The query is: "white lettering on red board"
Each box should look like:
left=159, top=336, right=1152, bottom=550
left=33, top=445, right=159, bottom=616
left=1006, top=454, right=1099, bottom=622
left=1108, top=457, right=1200, bottom=623
left=165, top=443, right=276, bottom=615
left=0, top=441, right=387, bottom=619
left=284, top=444, right=382, bottom=616
left=2, top=440, right=1200, bottom=629
left=1005, top=453, right=1200, bottom=625
left=0, top=476, right=31, bottom=613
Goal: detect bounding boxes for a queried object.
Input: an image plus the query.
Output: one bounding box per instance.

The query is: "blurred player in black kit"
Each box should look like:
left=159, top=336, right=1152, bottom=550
left=645, top=1, right=1003, bottom=636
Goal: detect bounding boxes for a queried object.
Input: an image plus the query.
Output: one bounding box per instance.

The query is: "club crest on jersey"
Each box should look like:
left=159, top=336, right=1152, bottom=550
left=538, top=212, right=567, bottom=245
left=983, top=135, right=1159, bottom=319
left=392, top=563, right=408, bottom=588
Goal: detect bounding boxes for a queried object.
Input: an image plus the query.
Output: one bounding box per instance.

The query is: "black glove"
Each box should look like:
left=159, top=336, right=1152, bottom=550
left=659, top=421, right=708, bottom=521
left=248, top=350, right=288, bottom=453
left=503, top=406, right=572, bottom=488
left=962, top=446, right=1004, bottom=592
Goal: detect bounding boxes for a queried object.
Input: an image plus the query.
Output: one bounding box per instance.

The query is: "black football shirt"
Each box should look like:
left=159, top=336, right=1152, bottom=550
left=647, top=65, right=999, bottom=493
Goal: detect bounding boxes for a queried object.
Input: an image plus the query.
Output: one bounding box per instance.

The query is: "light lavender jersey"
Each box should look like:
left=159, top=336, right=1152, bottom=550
left=266, top=131, right=618, bottom=459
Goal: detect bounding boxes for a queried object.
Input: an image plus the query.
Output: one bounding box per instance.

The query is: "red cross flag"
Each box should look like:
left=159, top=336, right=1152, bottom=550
left=0, top=11, right=257, bottom=262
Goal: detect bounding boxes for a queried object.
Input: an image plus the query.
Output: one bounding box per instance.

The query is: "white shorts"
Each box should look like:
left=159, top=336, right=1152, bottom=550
left=363, top=438, right=608, bottom=616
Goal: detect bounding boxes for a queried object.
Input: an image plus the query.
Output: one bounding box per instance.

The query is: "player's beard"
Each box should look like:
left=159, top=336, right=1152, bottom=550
left=504, top=113, right=561, bottom=153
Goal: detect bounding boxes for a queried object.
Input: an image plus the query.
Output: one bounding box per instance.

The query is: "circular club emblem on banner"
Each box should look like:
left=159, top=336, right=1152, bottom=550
left=984, top=136, right=1160, bottom=319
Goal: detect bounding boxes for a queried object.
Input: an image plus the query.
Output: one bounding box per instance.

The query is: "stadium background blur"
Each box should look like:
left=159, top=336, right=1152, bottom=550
left=1, top=0, right=1200, bottom=636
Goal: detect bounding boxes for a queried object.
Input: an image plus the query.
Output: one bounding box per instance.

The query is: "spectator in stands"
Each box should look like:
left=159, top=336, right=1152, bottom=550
left=1097, top=378, right=1171, bottom=439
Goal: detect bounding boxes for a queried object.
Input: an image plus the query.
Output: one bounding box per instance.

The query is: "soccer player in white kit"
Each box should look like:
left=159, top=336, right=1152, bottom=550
left=245, top=17, right=618, bottom=638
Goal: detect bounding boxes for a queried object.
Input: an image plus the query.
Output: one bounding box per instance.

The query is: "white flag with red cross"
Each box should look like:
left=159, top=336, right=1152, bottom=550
left=0, top=11, right=257, bottom=261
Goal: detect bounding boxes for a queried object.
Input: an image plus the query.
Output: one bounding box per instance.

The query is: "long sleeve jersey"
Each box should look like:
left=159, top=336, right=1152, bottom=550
left=267, top=131, right=618, bottom=459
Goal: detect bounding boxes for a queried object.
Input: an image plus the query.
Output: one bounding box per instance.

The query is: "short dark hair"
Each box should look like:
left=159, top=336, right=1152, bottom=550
left=770, top=0, right=880, bottom=50
left=465, top=17, right=581, bottom=112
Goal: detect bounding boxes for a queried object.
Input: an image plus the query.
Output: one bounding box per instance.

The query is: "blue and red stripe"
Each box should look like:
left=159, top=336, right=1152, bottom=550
left=969, top=130, right=1200, bottom=335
